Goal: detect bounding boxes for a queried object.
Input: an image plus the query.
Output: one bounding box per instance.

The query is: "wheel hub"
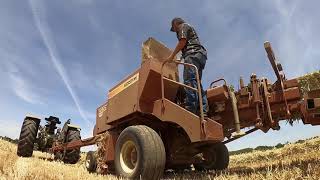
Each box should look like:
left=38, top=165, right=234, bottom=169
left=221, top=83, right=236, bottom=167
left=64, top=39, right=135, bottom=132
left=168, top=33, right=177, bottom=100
left=120, top=140, right=138, bottom=174
left=203, top=150, right=216, bottom=163
left=85, top=159, right=90, bottom=168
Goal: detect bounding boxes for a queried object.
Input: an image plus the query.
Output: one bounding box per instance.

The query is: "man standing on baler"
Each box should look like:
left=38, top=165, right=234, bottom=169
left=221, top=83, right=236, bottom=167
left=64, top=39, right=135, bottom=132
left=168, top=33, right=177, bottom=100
left=166, top=17, right=209, bottom=117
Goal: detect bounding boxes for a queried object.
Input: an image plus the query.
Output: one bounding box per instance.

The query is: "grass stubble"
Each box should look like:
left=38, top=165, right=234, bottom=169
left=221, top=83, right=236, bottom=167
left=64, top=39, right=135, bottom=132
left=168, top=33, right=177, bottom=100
left=0, top=136, right=319, bottom=180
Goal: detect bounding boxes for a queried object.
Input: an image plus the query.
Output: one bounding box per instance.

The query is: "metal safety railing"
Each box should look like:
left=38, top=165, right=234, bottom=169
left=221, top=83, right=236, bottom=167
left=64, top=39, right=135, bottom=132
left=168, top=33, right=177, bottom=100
left=210, top=78, right=227, bottom=88
left=160, top=60, right=206, bottom=138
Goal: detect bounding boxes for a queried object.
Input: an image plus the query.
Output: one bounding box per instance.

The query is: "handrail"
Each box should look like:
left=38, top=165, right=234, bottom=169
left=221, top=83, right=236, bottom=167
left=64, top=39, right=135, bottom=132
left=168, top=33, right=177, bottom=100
left=210, top=78, right=227, bottom=88
left=160, top=60, right=206, bottom=139
left=163, top=77, right=198, bottom=91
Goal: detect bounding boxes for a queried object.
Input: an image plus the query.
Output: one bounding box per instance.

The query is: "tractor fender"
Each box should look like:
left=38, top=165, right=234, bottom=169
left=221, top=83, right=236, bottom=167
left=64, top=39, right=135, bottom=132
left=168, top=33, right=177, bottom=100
left=57, top=123, right=81, bottom=144
left=66, top=124, right=81, bottom=131
left=25, top=114, right=41, bottom=122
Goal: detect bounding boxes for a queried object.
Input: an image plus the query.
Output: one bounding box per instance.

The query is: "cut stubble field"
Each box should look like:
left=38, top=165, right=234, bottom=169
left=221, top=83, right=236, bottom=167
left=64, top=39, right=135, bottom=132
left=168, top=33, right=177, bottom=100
left=0, top=136, right=319, bottom=180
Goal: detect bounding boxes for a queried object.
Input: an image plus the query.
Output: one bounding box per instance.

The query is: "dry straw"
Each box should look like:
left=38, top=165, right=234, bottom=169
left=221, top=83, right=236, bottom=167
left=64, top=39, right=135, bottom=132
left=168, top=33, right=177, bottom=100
left=297, top=70, right=320, bottom=94
left=1, top=136, right=320, bottom=180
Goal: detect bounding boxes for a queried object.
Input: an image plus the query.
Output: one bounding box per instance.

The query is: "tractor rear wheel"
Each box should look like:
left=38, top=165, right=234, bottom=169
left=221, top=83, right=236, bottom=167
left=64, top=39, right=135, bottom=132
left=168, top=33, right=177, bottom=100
left=194, top=142, right=229, bottom=171
left=17, top=118, right=40, bottom=157
left=115, top=125, right=166, bottom=180
left=85, top=151, right=97, bottom=173
left=62, top=130, right=81, bottom=164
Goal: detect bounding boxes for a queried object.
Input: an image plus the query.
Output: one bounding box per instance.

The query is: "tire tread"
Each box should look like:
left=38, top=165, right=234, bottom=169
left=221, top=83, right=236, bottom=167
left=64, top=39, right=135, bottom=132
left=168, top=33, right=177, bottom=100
left=63, top=130, right=81, bottom=164
left=17, top=118, right=39, bottom=157
left=115, top=125, right=166, bottom=180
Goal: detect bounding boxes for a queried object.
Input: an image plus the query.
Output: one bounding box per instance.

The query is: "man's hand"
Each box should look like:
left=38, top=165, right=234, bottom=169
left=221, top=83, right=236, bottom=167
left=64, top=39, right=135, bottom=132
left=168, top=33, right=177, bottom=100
left=166, top=38, right=187, bottom=62
left=165, top=54, right=175, bottom=61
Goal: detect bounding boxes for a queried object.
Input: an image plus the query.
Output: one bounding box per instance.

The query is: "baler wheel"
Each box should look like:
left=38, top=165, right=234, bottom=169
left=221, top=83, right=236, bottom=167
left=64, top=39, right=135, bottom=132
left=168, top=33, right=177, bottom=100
left=115, top=125, right=166, bottom=180
left=213, top=142, right=229, bottom=170
left=85, top=151, right=97, bottom=173
left=194, top=142, right=229, bottom=171
left=172, top=164, right=192, bottom=172
left=17, top=118, right=40, bottom=157
left=62, top=130, right=81, bottom=164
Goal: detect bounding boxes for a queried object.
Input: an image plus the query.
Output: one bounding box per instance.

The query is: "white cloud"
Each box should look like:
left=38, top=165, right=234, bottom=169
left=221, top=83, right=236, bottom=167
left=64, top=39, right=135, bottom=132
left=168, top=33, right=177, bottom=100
left=28, top=0, right=93, bottom=127
left=267, top=1, right=320, bottom=77
left=9, top=73, right=44, bottom=105
left=1, top=59, right=45, bottom=105
left=0, top=0, right=319, bottom=147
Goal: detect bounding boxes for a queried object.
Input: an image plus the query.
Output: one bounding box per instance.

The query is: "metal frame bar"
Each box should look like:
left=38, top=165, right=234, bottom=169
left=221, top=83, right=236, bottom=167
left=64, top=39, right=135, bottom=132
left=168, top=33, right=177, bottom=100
left=223, top=128, right=258, bottom=144
left=50, top=136, right=98, bottom=152
left=210, top=78, right=227, bottom=88
left=264, top=42, right=291, bottom=118
left=161, top=60, right=206, bottom=139
left=261, top=78, right=274, bottom=127
left=210, top=78, right=245, bottom=136
left=163, top=77, right=198, bottom=91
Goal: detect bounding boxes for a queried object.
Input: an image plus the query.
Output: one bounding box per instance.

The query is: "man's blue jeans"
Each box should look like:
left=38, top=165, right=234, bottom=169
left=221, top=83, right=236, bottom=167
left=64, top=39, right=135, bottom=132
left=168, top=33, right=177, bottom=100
left=183, top=52, right=208, bottom=116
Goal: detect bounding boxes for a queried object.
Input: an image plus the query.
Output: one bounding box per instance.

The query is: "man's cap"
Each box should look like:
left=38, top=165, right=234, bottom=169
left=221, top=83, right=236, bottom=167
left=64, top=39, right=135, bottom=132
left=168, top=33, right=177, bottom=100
left=170, top=17, right=185, bottom=32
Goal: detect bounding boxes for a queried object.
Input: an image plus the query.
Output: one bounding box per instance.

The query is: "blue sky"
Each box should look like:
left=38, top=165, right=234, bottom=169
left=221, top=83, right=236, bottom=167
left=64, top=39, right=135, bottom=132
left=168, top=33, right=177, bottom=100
left=0, top=0, right=319, bottom=151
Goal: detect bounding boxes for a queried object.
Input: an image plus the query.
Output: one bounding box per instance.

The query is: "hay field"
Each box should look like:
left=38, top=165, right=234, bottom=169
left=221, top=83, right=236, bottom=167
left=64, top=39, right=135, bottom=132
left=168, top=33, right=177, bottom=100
left=0, top=137, right=319, bottom=180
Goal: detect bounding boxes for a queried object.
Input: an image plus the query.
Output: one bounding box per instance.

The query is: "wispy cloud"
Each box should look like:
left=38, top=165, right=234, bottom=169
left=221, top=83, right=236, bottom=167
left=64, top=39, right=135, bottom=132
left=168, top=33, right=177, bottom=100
left=1, top=0, right=319, bottom=147
left=9, top=72, right=44, bottom=105
left=1, top=58, right=45, bottom=105
left=268, top=1, right=319, bottom=77
left=28, top=0, right=92, bottom=127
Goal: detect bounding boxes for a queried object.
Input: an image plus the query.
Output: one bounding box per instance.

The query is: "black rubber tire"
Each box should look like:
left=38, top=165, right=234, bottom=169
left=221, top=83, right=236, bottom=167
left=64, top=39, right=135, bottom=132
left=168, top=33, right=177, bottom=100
left=214, top=142, right=229, bottom=170
left=17, top=118, right=40, bottom=157
left=194, top=142, right=229, bottom=171
left=172, top=164, right=192, bottom=172
left=86, top=151, right=97, bottom=173
left=62, top=130, right=81, bottom=164
left=115, top=125, right=166, bottom=180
